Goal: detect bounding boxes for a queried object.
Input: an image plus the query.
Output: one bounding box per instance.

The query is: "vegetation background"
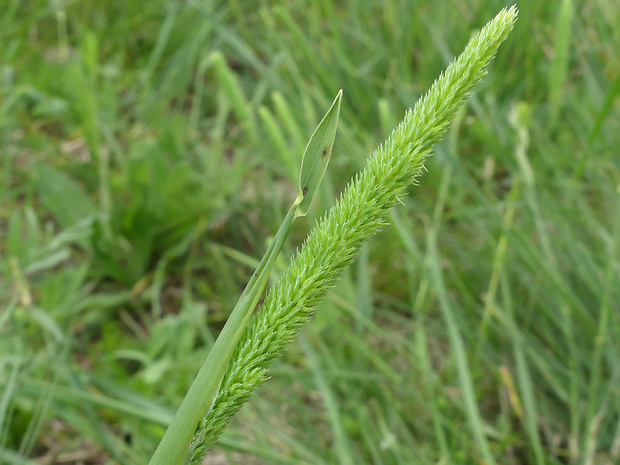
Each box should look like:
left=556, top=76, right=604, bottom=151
left=1, top=1, right=618, bottom=464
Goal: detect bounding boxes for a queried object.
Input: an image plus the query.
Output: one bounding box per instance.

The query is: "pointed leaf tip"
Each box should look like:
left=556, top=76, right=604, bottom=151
left=296, top=90, right=343, bottom=217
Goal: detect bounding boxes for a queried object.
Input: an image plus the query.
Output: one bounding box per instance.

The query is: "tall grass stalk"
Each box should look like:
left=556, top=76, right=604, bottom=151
left=148, top=90, right=342, bottom=465
left=185, top=6, right=517, bottom=463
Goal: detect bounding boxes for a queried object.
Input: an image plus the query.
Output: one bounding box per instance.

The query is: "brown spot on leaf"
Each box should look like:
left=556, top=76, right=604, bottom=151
left=322, top=147, right=329, bottom=157
left=302, top=187, right=308, bottom=196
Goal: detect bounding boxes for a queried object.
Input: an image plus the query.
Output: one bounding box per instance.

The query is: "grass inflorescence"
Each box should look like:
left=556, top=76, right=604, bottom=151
left=188, top=7, right=517, bottom=463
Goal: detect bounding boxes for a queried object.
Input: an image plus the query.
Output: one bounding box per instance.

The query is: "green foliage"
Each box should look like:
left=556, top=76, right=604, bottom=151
left=1, top=1, right=620, bottom=464
left=296, top=89, right=343, bottom=216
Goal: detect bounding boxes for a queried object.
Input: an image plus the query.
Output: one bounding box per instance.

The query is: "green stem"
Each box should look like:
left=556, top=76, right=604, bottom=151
left=149, top=203, right=297, bottom=465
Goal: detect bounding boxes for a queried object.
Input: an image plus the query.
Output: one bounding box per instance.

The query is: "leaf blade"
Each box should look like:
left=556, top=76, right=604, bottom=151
left=296, top=89, right=343, bottom=216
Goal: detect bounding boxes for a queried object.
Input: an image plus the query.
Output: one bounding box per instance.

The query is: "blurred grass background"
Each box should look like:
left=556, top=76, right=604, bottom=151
left=1, top=0, right=619, bottom=464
